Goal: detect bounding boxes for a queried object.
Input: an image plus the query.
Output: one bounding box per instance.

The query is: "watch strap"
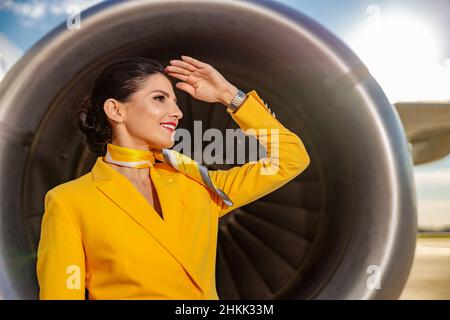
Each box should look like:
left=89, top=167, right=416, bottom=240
left=228, top=89, right=247, bottom=113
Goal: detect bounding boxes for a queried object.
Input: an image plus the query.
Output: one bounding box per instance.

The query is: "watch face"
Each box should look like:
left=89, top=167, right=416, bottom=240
left=236, top=90, right=245, bottom=100
left=230, top=90, right=246, bottom=109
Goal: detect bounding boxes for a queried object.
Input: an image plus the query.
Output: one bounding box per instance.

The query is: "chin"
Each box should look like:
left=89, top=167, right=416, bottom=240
left=165, top=139, right=176, bottom=149
left=149, top=139, right=174, bottom=150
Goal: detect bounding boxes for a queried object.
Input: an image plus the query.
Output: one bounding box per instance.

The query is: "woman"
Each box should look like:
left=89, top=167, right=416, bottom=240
left=36, top=55, right=310, bottom=300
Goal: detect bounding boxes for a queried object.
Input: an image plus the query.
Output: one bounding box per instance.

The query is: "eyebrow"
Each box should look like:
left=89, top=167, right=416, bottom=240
left=150, top=90, right=177, bottom=103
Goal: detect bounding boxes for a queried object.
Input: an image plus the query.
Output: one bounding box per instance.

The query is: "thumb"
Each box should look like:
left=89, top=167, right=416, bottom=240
left=176, top=82, right=195, bottom=97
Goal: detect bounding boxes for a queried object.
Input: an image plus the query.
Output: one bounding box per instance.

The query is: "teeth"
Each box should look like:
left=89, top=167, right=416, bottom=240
left=160, top=123, right=175, bottom=130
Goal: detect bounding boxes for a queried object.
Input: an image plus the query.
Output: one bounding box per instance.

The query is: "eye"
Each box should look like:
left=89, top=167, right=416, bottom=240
left=154, top=95, right=165, bottom=102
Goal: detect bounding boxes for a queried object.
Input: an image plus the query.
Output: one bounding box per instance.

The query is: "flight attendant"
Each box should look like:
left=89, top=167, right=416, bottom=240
left=36, top=55, right=310, bottom=299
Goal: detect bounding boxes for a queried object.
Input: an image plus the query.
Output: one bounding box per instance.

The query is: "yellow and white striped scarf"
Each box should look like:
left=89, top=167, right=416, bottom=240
left=103, top=143, right=233, bottom=206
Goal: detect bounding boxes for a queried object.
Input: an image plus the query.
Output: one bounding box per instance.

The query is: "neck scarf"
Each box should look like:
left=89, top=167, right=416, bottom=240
left=103, top=143, right=233, bottom=206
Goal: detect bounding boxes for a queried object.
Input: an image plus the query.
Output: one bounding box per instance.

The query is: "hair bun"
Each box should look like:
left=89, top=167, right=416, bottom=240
left=75, top=95, right=96, bottom=135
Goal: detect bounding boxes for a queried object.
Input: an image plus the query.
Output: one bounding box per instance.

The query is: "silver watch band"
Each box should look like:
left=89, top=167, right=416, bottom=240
left=228, top=89, right=247, bottom=112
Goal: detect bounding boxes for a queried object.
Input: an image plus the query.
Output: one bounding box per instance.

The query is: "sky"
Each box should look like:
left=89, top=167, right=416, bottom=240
left=277, top=0, right=450, bottom=102
left=0, top=0, right=449, bottom=229
left=1, top=0, right=449, bottom=100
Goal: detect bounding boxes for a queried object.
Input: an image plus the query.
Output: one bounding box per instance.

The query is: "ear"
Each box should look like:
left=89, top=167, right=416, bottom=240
left=103, top=98, right=126, bottom=124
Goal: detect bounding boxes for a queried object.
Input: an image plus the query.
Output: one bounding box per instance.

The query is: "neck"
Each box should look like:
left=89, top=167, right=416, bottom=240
left=107, top=162, right=151, bottom=184
left=111, top=136, right=151, bottom=152
left=105, top=138, right=156, bottom=183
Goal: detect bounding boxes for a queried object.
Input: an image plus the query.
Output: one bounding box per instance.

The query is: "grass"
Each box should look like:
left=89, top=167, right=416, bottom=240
left=417, top=232, right=450, bottom=239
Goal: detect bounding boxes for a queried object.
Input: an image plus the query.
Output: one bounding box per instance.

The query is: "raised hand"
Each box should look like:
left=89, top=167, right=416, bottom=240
left=165, top=55, right=238, bottom=106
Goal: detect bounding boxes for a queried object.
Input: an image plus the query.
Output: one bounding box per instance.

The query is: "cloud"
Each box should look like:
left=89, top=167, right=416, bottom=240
left=417, top=198, right=450, bottom=230
left=415, top=170, right=450, bottom=185
left=0, top=0, right=103, bottom=25
left=0, top=0, right=47, bottom=19
left=0, top=32, right=23, bottom=82
left=411, top=154, right=450, bottom=228
left=48, top=0, right=104, bottom=15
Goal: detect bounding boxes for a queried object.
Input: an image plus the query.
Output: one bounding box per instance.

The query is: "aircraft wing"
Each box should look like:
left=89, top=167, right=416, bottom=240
left=394, top=101, right=450, bottom=165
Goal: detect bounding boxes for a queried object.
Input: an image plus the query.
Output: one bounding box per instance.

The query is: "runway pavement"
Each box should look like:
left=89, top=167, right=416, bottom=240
left=400, top=237, right=450, bottom=300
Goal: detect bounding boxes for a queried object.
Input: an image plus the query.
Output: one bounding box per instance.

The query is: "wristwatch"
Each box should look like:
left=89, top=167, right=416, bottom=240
left=228, top=89, right=247, bottom=113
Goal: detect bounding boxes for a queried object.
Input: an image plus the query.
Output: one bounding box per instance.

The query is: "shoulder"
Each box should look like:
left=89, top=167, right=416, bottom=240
left=47, top=172, right=93, bottom=199
left=43, top=172, right=99, bottom=222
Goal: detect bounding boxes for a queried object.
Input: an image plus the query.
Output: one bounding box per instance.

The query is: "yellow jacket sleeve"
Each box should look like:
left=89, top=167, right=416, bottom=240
left=209, top=90, right=310, bottom=218
left=36, top=189, right=86, bottom=299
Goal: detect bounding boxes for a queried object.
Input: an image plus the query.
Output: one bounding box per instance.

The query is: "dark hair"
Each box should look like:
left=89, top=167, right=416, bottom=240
left=71, top=57, right=173, bottom=156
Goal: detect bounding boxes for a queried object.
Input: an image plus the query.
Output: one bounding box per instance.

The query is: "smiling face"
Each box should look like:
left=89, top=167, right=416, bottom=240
left=104, top=73, right=183, bottom=151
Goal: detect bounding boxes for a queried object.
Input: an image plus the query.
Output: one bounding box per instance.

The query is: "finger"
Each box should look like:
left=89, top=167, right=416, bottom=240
left=175, top=81, right=195, bottom=97
left=168, top=60, right=197, bottom=72
left=181, top=55, right=209, bottom=69
left=166, top=65, right=190, bottom=75
left=167, top=70, right=202, bottom=83
left=166, top=71, right=189, bottom=82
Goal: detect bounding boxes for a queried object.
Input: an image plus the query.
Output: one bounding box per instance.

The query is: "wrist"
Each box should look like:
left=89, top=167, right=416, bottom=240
left=220, top=85, right=238, bottom=107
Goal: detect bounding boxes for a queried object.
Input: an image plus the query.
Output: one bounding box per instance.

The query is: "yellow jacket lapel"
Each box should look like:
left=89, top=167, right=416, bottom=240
left=90, top=157, right=203, bottom=294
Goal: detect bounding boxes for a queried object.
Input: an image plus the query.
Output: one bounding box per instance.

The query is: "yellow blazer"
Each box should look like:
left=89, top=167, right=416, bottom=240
left=36, top=90, right=310, bottom=300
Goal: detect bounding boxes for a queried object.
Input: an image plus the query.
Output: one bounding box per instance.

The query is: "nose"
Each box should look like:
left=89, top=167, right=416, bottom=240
left=170, top=103, right=183, bottom=121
